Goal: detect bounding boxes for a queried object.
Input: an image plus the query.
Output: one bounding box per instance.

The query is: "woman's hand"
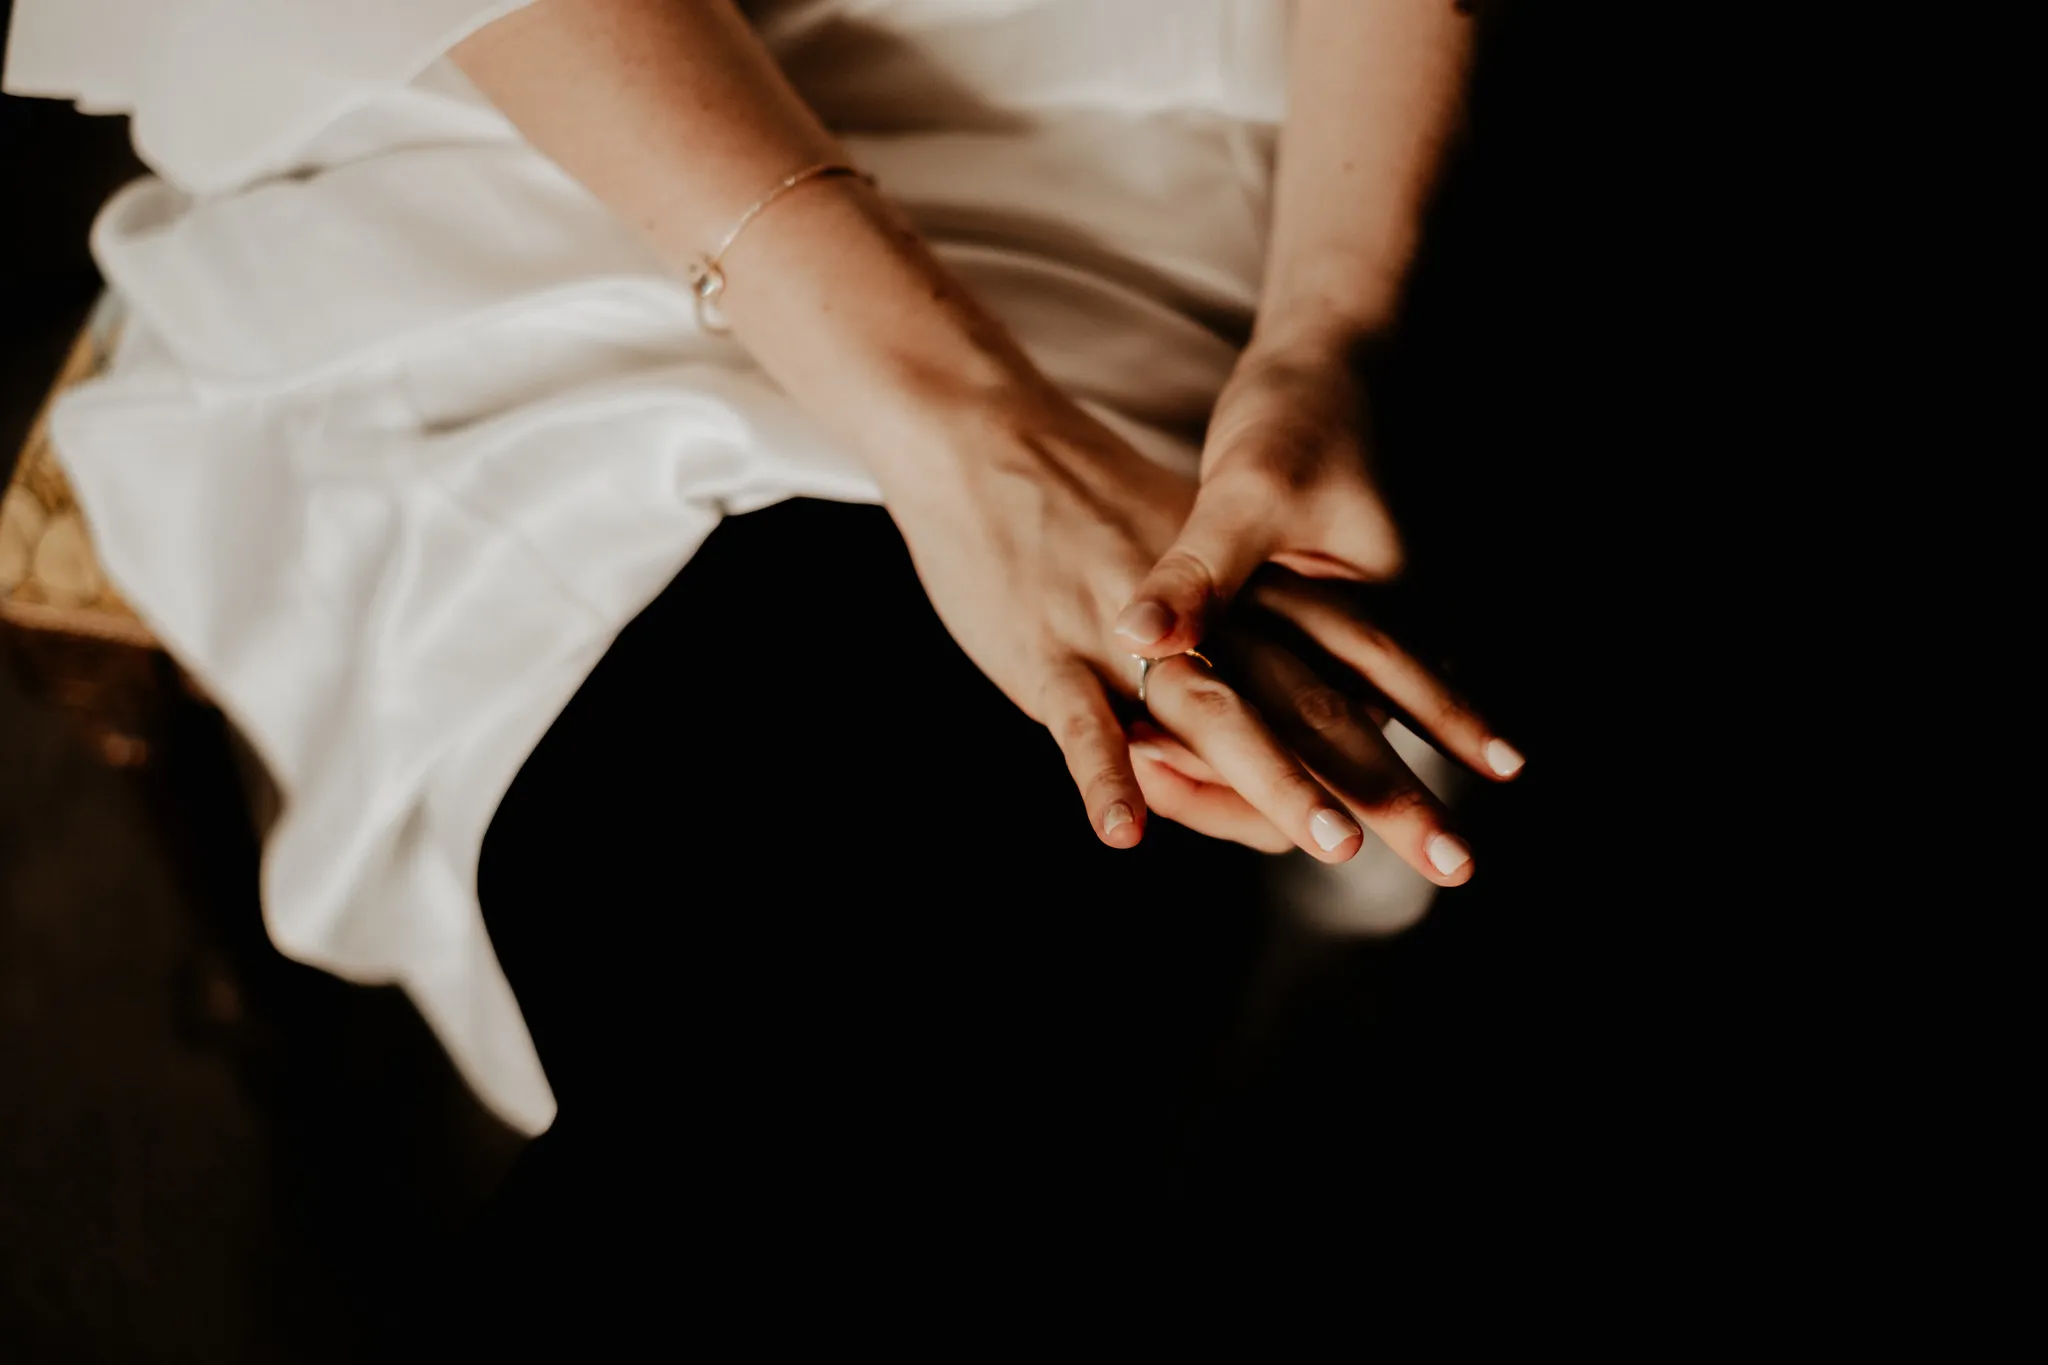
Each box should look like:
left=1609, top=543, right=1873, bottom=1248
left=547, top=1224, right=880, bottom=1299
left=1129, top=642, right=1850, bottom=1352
left=1124, top=581, right=1502, bottom=886
left=1113, top=0, right=1482, bottom=660
left=1112, top=335, right=1405, bottom=655
left=1113, top=329, right=1526, bottom=786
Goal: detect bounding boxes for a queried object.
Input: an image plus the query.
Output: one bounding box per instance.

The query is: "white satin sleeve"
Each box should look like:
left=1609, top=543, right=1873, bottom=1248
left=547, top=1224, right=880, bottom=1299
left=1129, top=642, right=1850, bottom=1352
left=3, top=0, right=534, bottom=194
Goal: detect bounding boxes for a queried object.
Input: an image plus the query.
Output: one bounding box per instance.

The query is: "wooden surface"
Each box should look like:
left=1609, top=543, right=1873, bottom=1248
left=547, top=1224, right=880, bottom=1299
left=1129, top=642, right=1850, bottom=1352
left=0, top=305, right=155, bottom=647
left=0, top=50, right=523, bottom=1364
left=0, top=299, right=194, bottom=765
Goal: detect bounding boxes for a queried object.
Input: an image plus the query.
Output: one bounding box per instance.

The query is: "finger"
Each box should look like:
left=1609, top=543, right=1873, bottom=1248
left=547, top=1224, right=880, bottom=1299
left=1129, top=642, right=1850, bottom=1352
left=1132, top=749, right=1293, bottom=853
left=1253, top=576, right=1526, bottom=782
left=1142, top=653, right=1364, bottom=864
left=1112, top=471, right=1279, bottom=658
left=1233, top=639, right=1475, bottom=887
left=1041, top=665, right=1148, bottom=848
left=1126, top=720, right=1225, bottom=785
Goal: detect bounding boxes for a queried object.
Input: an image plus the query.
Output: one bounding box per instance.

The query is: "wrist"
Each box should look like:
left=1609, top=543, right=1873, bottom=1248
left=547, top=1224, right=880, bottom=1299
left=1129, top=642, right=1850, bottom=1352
left=698, top=177, right=1062, bottom=484
left=1242, top=297, right=1396, bottom=379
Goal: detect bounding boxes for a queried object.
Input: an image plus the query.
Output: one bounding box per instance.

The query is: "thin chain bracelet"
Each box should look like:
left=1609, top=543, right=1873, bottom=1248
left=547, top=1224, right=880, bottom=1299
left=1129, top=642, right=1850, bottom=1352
left=683, top=162, right=874, bottom=335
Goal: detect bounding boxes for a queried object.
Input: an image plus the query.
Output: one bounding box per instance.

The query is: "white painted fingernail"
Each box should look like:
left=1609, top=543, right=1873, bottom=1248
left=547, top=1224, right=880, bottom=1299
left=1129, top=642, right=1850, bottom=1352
left=1485, top=738, right=1525, bottom=777
left=1309, top=808, right=1359, bottom=851
left=1426, top=833, right=1472, bottom=876
left=1128, top=741, right=1169, bottom=764
left=1103, top=802, right=1134, bottom=834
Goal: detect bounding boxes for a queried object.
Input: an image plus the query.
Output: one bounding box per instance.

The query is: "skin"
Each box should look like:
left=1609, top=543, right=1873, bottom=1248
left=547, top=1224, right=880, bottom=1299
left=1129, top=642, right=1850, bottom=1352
left=1116, top=0, right=1475, bottom=648
left=451, top=0, right=1515, bottom=887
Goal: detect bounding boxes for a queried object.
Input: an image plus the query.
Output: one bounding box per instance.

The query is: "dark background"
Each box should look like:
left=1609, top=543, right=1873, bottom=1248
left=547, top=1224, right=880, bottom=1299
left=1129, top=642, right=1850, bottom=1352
left=0, top=4, right=555, bottom=1358
left=0, top=73, right=524, bottom=1365
left=1, top=4, right=1677, bottom=1355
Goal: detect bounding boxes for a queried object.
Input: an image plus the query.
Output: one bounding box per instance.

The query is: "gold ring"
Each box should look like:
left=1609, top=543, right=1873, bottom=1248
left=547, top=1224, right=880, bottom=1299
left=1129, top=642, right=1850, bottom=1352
left=1134, top=648, right=1212, bottom=706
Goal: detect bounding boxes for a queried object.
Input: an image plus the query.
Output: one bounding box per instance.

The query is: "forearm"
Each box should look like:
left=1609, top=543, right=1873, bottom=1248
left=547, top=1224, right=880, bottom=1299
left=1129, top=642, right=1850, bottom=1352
left=450, top=0, right=1048, bottom=488
left=1252, top=0, right=1474, bottom=358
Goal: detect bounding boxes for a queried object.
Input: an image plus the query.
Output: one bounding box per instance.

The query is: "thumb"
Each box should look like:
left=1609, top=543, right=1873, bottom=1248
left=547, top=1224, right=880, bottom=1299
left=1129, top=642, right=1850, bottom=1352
left=1113, top=480, right=1276, bottom=657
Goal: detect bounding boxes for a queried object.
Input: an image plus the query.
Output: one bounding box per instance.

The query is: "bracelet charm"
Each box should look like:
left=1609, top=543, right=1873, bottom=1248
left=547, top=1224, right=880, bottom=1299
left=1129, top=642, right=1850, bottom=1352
left=685, top=162, right=872, bottom=335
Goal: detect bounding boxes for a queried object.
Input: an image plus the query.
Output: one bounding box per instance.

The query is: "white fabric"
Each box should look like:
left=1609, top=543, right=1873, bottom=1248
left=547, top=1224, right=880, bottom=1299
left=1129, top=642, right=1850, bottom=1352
left=5, top=0, right=1288, bottom=1133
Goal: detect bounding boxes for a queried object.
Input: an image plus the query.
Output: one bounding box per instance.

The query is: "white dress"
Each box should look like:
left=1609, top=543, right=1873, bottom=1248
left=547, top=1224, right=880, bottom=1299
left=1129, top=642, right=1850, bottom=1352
left=3, top=0, right=1322, bottom=1135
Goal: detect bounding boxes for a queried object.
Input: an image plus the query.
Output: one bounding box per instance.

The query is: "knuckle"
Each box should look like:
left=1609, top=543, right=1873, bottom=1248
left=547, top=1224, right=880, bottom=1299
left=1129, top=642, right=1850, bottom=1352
left=1345, top=617, right=1395, bottom=656
left=1266, top=456, right=1321, bottom=499
left=1053, top=710, right=1101, bottom=753
left=1371, top=783, right=1436, bottom=823
left=1425, top=692, right=1486, bottom=744
left=1275, top=768, right=1331, bottom=810
left=1081, top=763, right=1130, bottom=798
left=1169, top=672, right=1239, bottom=719
left=1290, top=684, right=1352, bottom=734
left=1421, top=683, right=1466, bottom=719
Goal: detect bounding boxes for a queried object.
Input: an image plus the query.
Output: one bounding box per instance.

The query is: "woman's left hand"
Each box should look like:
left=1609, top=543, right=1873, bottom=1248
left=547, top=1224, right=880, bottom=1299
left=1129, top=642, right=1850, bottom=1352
left=1112, top=332, right=1528, bottom=797
left=1111, top=335, right=1406, bottom=656
left=1126, top=587, right=1508, bottom=882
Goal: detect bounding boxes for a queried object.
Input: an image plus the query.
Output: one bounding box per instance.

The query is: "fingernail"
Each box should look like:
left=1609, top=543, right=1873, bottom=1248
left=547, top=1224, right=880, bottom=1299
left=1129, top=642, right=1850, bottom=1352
left=1484, top=738, right=1525, bottom=777
left=1114, top=601, right=1173, bottom=645
left=1128, top=742, right=1169, bottom=764
left=1309, top=808, right=1360, bottom=852
left=1426, top=833, right=1472, bottom=876
left=1103, top=802, right=1134, bottom=834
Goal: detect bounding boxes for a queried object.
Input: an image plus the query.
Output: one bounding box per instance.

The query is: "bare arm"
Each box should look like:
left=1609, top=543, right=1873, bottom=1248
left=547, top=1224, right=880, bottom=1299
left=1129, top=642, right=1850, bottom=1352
left=450, top=0, right=1043, bottom=485
left=1253, top=0, right=1475, bottom=357
left=1115, top=2, right=1524, bottom=813
left=1115, top=1, right=1481, bottom=647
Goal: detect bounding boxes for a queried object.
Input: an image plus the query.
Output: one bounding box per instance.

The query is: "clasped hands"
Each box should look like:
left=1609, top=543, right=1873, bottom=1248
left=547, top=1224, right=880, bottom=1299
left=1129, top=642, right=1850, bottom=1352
left=883, top=336, right=1522, bottom=888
